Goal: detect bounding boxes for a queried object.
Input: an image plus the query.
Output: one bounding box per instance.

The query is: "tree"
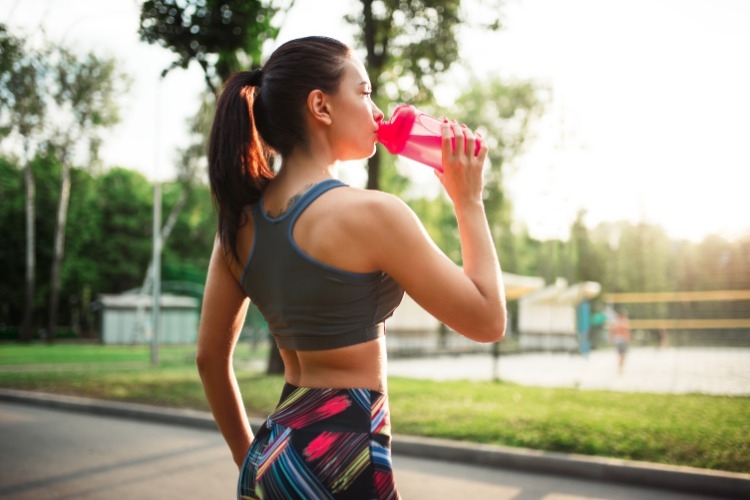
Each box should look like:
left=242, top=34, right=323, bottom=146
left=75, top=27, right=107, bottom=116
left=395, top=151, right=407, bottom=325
left=568, top=210, right=606, bottom=284
left=0, top=157, right=25, bottom=330
left=1, top=25, right=128, bottom=340
left=0, top=24, right=47, bottom=341
left=61, top=166, right=101, bottom=337
left=449, top=76, right=542, bottom=265
left=399, top=77, right=542, bottom=270
left=139, top=0, right=291, bottom=94
left=44, top=47, right=129, bottom=340
left=96, top=168, right=155, bottom=293
left=347, top=0, right=468, bottom=190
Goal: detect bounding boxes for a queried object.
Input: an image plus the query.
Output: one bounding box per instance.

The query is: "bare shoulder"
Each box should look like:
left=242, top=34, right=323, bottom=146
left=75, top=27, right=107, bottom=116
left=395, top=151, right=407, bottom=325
left=326, top=186, right=418, bottom=233
left=292, top=185, right=419, bottom=273
left=317, top=186, right=433, bottom=270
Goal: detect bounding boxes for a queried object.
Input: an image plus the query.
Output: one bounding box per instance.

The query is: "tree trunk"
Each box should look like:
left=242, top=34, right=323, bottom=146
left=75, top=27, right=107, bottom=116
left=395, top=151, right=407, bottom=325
left=360, top=0, right=385, bottom=191
left=266, top=343, right=285, bottom=375
left=47, top=161, right=71, bottom=341
left=366, top=148, right=381, bottom=191
left=20, top=158, right=36, bottom=342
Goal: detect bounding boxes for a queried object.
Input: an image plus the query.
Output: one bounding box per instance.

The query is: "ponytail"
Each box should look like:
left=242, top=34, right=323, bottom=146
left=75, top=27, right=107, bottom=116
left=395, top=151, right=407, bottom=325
left=208, top=70, right=274, bottom=263
left=208, top=37, right=351, bottom=262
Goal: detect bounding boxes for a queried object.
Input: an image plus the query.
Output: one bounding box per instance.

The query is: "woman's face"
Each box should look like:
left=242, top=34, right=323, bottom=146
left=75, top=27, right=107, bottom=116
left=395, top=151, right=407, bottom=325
left=328, top=57, right=384, bottom=161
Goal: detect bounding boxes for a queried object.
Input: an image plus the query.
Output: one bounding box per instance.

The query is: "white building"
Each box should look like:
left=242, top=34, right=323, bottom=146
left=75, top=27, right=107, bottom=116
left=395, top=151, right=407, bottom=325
left=94, top=294, right=199, bottom=344
left=518, top=278, right=601, bottom=351
left=384, top=272, right=547, bottom=354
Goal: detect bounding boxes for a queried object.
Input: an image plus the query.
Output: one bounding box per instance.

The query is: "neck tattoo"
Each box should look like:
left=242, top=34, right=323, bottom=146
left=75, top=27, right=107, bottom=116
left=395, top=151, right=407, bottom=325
left=269, top=182, right=316, bottom=218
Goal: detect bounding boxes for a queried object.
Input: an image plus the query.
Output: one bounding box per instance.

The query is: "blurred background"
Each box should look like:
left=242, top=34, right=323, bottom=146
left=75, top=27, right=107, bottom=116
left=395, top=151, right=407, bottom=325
left=2, top=0, right=749, bottom=362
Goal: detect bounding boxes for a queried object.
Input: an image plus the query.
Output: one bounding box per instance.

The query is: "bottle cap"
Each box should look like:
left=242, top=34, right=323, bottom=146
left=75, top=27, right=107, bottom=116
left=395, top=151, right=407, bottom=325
left=377, top=104, right=417, bottom=154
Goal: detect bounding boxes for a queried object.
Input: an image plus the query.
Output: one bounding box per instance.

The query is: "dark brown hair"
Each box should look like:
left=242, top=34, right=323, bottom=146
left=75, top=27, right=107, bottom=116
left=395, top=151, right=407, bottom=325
left=208, top=36, right=351, bottom=262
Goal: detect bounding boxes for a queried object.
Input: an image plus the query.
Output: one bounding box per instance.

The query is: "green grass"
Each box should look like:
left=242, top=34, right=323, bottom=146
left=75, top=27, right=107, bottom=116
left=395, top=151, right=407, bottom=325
left=388, top=379, right=749, bottom=472
left=1, top=343, right=747, bottom=473
left=0, top=343, right=198, bottom=365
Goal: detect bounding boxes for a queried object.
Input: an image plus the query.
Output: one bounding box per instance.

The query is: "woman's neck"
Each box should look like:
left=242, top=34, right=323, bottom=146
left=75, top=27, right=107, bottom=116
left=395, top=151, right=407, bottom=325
left=276, top=146, right=338, bottom=187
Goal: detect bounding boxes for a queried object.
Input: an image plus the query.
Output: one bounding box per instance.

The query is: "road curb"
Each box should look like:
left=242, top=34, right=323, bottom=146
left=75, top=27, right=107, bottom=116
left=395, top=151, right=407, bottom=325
left=392, top=434, right=750, bottom=499
left=1, top=388, right=748, bottom=498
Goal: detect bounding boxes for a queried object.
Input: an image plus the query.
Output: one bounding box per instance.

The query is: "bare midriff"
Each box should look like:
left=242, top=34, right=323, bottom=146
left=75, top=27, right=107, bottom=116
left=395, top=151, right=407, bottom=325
left=278, top=336, right=387, bottom=393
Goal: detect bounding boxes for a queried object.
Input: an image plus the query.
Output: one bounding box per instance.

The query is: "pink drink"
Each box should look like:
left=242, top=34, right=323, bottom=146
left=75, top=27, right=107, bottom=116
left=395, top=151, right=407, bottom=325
left=377, top=104, right=481, bottom=172
left=398, top=134, right=444, bottom=171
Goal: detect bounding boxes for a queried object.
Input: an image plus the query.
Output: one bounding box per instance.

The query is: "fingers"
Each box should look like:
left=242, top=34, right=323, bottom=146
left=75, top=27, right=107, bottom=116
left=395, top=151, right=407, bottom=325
left=441, top=118, right=452, bottom=161
left=441, top=120, right=486, bottom=173
left=446, top=120, right=481, bottom=156
left=452, top=120, right=465, bottom=156
left=475, top=131, right=488, bottom=163
left=463, top=124, right=477, bottom=157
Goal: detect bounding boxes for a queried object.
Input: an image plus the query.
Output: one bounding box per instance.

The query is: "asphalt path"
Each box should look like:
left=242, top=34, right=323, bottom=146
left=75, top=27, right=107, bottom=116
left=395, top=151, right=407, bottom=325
left=0, top=401, right=722, bottom=500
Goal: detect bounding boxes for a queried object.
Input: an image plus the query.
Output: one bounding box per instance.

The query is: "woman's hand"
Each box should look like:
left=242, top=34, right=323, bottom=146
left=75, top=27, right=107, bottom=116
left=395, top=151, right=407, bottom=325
left=436, top=120, right=489, bottom=208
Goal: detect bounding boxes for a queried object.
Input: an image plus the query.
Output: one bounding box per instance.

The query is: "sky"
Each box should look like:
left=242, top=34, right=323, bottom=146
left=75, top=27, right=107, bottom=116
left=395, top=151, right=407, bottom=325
left=4, top=0, right=749, bottom=242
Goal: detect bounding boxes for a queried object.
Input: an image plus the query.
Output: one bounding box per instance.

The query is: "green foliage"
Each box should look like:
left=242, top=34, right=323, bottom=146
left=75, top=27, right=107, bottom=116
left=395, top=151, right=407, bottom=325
left=452, top=77, right=543, bottom=170
left=0, top=23, right=46, bottom=141
left=375, top=152, right=410, bottom=197
left=348, top=0, right=471, bottom=189
left=1, top=24, right=131, bottom=338
left=139, top=0, right=287, bottom=93
left=348, top=0, right=465, bottom=105
left=95, top=168, right=157, bottom=293
left=407, top=196, right=461, bottom=264
left=446, top=76, right=543, bottom=267
left=0, top=158, right=25, bottom=321
left=161, top=182, right=216, bottom=270
left=29, top=156, right=64, bottom=309
left=0, top=160, right=216, bottom=337
left=46, top=47, right=129, bottom=167
left=403, top=76, right=543, bottom=267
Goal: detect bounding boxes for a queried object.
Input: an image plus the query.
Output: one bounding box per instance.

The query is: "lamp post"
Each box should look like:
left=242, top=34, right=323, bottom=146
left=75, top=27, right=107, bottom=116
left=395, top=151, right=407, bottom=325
left=150, top=75, right=162, bottom=366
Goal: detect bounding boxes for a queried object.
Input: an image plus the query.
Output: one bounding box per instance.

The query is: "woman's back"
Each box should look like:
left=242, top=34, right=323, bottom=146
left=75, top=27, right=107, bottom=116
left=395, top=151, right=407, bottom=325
left=234, top=179, right=401, bottom=391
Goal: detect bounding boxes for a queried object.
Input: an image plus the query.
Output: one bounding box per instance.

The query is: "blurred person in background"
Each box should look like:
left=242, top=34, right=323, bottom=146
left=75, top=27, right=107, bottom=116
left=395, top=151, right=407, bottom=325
left=610, top=308, right=631, bottom=373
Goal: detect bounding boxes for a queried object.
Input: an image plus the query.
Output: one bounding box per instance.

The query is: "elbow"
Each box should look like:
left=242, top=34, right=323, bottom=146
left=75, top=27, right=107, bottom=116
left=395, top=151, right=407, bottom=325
left=483, top=318, right=507, bottom=343
left=477, top=309, right=508, bottom=344
left=492, top=322, right=507, bottom=343
left=195, top=345, right=221, bottom=379
left=195, top=348, right=209, bottom=377
left=464, top=308, right=507, bottom=343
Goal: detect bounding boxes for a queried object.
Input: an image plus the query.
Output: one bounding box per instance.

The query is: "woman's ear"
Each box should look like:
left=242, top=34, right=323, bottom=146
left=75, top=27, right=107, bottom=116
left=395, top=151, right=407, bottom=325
left=307, top=89, right=332, bottom=126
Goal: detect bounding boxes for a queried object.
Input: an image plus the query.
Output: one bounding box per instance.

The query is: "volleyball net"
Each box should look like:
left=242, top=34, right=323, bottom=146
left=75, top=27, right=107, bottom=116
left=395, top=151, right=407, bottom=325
left=603, top=290, right=750, bottom=347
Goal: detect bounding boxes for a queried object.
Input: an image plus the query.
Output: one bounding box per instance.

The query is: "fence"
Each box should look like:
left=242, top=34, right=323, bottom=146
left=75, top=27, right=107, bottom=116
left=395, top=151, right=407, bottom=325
left=604, top=290, right=750, bottom=347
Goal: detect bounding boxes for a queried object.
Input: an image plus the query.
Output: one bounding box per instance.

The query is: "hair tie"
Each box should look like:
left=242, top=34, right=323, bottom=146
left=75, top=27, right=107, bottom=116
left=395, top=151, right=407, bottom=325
left=247, top=68, right=263, bottom=87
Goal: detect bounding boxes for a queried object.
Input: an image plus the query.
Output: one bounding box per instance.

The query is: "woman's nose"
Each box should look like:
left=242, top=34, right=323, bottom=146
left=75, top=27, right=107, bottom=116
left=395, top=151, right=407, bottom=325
left=373, top=105, right=384, bottom=123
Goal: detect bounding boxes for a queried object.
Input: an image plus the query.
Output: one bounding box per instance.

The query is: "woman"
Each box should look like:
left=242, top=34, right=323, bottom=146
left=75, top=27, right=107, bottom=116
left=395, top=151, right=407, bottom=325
left=610, top=309, right=631, bottom=373
left=197, top=36, right=506, bottom=500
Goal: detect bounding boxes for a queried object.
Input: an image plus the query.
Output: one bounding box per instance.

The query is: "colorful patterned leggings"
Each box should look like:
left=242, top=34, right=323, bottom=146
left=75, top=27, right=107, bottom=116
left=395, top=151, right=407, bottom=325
left=238, top=383, right=400, bottom=500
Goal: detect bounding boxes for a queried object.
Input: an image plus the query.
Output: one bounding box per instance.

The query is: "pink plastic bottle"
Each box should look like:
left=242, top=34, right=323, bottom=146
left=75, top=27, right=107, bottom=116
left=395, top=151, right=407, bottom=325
left=377, top=104, right=481, bottom=172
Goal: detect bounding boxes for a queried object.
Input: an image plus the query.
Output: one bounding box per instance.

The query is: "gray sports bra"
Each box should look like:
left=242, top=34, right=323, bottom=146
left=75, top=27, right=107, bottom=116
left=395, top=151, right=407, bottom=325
left=239, top=179, right=404, bottom=351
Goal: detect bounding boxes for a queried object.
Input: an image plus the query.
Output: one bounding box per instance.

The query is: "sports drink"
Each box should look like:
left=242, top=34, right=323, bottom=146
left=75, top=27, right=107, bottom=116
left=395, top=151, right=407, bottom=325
left=377, top=104, right=481, bottom=172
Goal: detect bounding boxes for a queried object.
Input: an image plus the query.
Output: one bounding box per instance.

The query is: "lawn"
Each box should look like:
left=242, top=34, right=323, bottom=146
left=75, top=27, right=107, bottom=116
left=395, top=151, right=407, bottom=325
left=1, top=343, right=747, bottom=473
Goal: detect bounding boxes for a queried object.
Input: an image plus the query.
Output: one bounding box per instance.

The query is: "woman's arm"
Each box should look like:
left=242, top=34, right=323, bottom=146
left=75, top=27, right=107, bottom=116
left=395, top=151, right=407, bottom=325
left=367, top=121, right=506, bottom=342
left=196, top=238, right=253, bottom=467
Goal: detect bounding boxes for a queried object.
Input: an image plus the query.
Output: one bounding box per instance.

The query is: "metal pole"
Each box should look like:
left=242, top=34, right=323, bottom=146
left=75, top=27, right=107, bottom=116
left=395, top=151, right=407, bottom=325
left=150, top=181, right=161, bottom=365
left=150, top=76, right=162, bottom=366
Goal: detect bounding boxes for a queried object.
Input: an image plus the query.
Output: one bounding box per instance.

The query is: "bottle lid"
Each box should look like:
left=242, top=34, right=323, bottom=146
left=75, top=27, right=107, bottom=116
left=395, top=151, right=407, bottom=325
left=377, top=104, right=417, bottom=154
